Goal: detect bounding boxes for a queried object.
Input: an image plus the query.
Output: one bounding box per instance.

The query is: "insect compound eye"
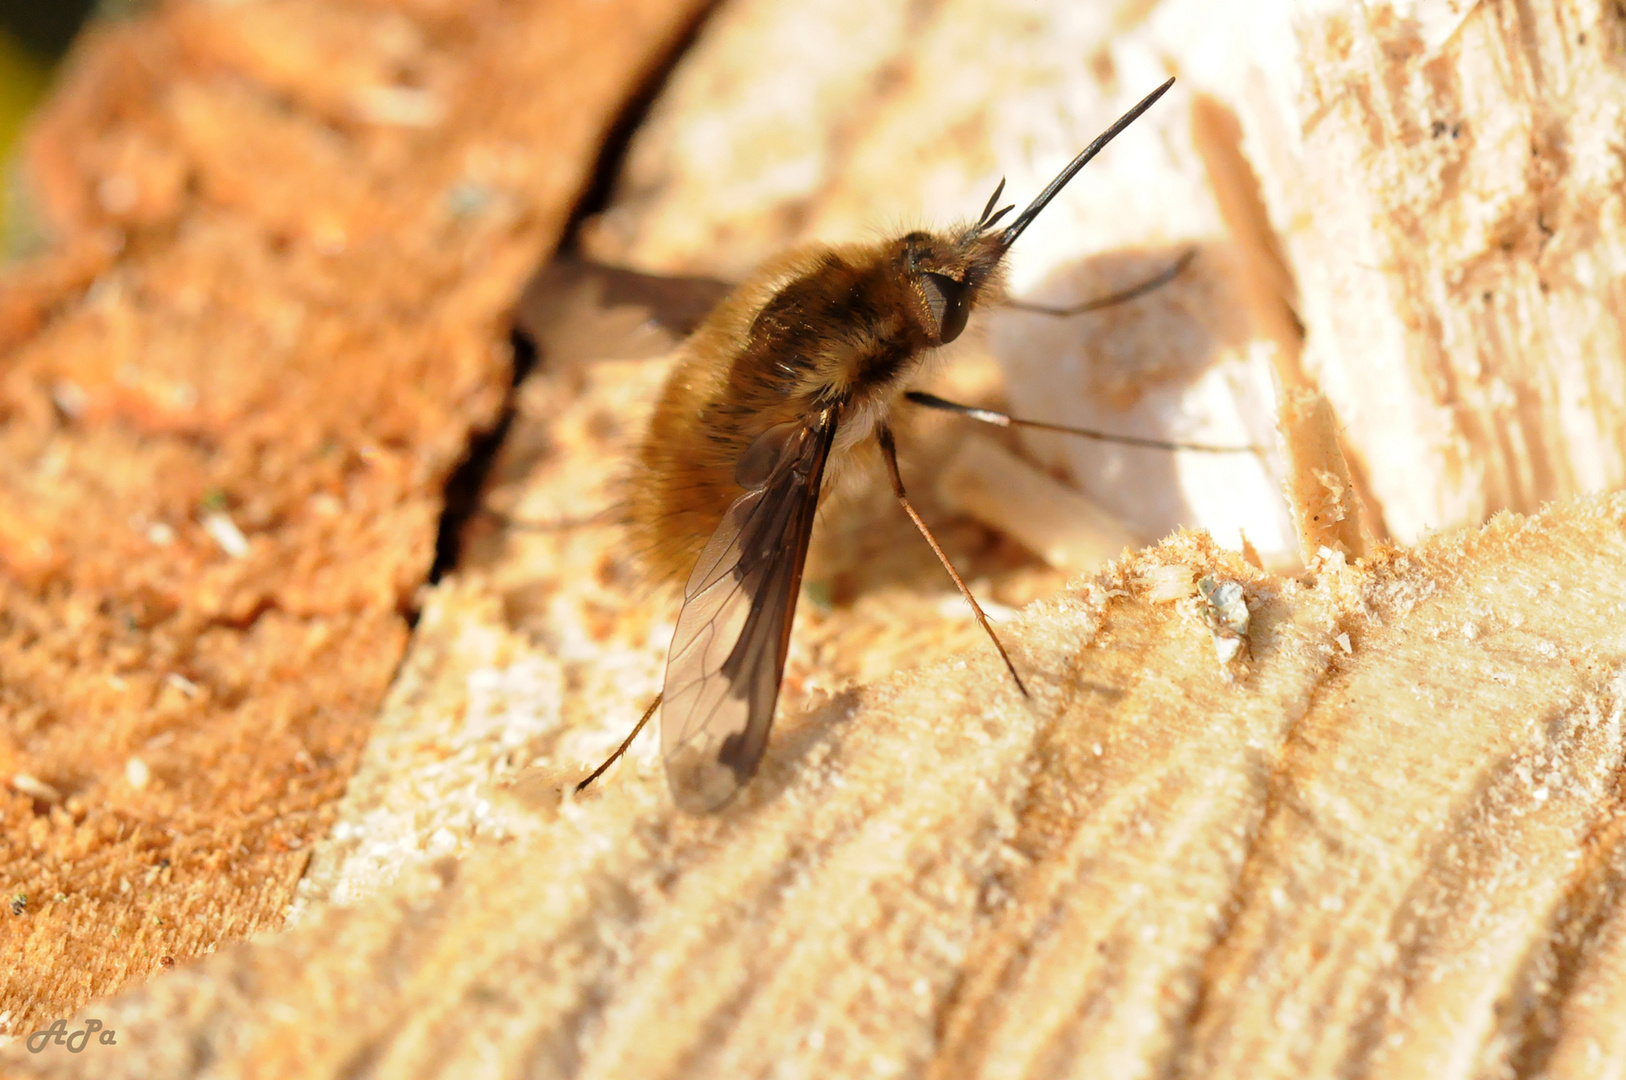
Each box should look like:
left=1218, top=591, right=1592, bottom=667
left=921, top=272, right=970, bottom=344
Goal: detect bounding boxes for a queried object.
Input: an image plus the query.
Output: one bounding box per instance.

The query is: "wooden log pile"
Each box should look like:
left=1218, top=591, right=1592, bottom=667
left=4, top=1, right=1625, bottom=1077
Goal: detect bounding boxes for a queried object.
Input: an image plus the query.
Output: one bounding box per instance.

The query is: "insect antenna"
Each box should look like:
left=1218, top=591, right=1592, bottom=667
left=876, top=423, right=1028, bottom=697
left=975, top=177, right=1015, bottom=232
left=1005, top=248, right=1197, bottom=317
left=997, top=76, right=1176, bottom=253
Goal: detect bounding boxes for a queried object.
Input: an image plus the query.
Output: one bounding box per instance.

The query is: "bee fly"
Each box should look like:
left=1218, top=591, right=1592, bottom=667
left=577, top=77, right=1226, bottom=811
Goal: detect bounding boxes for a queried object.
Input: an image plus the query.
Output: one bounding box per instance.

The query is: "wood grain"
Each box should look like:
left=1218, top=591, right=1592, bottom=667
left=7, top=0, right=1626, bottom=1075
left=8, top=497, right=1626, bottom=1078
left=1253, top=0, right=1626, bottom=542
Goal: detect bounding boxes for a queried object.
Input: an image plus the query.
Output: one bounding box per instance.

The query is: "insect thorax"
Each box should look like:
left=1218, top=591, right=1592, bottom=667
left=734, top=248, right=943, bottom=414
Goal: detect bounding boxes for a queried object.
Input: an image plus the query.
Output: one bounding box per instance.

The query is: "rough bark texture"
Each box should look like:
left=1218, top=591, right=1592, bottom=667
left=0, top=0, right=710, bottom=1043
left=5, top=0, right=1626, bottom=1077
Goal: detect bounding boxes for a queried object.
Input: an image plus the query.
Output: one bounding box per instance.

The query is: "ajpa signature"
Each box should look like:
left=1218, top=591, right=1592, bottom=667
left=26, top=1018, right=117, bottom=1053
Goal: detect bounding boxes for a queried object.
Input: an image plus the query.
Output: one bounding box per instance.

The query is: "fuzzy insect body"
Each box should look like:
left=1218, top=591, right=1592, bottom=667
left=594, top=78, right=1179, bottom=811
left=630, top=230, right=1007, bottom=587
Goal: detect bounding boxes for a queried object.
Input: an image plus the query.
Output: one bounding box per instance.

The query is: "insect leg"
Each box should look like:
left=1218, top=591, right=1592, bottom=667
left=1004, top=247, right=1196, bottom=317
left=577, top=691, right=662, bottom=793
left=875, top=423, right=1029, bottom=698
left=903, top=391, right=1259, bottom=454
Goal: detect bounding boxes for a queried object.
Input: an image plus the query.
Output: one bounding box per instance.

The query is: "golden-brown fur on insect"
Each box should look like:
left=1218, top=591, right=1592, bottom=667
left=625, top=229, right=1009, bottom=589
left=579, top=79, right=1178, bottom=810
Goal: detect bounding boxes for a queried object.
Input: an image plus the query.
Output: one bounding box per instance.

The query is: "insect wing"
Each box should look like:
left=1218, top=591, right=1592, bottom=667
left=660, top=413, right=837, bottom=811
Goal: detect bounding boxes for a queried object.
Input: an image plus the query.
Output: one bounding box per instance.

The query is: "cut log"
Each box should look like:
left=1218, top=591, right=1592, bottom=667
left=6, top=0, right=1626, bottom=1076
left=12, top=497, right=1626, bottom=1079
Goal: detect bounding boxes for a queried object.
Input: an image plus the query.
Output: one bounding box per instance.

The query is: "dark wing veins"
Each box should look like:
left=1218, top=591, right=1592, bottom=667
left=659, top=410, right=838, bottom=812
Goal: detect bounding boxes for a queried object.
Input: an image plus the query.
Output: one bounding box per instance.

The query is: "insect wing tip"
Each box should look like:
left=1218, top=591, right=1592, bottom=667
left=665, top=744, right=745, bottom=813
